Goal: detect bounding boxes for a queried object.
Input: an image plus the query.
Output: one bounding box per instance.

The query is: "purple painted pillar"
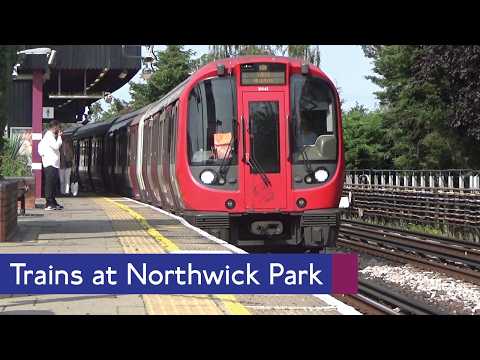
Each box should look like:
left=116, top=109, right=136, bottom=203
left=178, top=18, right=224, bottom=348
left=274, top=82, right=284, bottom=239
left=32, top=70, right=43, bottom=200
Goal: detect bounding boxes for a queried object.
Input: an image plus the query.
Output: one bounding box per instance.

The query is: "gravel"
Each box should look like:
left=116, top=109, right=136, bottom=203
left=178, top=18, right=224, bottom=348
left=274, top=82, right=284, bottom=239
left=336, top=245, right=480, bottom=314
left=357, top=252, right=480, bottom=315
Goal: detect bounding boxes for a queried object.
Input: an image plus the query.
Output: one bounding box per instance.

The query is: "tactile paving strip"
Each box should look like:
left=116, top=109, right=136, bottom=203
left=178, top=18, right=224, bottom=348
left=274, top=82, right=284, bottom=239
left=96, top=198, right=234, bottom=315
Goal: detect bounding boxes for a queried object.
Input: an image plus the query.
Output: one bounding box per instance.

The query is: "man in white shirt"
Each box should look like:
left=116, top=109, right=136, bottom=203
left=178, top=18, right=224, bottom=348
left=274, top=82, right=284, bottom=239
left=38, top=120, right=64, bottom=211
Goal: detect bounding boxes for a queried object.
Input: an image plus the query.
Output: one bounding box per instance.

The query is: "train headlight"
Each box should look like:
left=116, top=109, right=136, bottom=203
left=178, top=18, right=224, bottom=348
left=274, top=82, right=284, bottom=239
left=200, top=170, right=217, bottom=185
left=314, top=168, right=329, bottom=183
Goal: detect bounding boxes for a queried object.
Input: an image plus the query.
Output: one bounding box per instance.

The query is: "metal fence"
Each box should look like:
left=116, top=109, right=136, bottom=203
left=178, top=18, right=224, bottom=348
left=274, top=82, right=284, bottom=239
left=345, top=169, right=480, bottom=191
left=343, top=170, right=480, bottom=240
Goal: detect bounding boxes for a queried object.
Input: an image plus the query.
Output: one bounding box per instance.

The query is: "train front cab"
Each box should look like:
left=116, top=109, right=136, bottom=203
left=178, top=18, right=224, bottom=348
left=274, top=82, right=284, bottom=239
left=178, top=57, right=344, bottom=249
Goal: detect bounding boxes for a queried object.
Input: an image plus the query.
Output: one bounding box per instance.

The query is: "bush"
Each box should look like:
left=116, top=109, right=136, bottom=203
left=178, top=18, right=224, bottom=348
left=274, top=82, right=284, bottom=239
left=0, top=136, right=31, bottom=177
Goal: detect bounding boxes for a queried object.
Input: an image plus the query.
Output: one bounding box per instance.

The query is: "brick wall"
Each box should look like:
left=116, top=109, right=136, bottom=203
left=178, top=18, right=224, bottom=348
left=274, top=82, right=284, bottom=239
left=0, top=180, right=19, bottom=242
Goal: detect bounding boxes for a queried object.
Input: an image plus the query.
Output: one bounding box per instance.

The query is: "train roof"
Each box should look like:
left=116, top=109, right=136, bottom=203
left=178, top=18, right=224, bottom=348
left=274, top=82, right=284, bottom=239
left=143, top=77, right=191, bottom=119
left=107, top=106, right=148, bottom=134
left=62, top=123, right=83, bottom=137
left=73, top=117, right=118, bottom=139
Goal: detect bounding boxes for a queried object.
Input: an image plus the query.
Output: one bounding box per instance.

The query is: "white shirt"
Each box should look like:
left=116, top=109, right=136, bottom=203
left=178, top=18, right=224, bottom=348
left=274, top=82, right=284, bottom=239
left=38, top=130, right=62, bottom=168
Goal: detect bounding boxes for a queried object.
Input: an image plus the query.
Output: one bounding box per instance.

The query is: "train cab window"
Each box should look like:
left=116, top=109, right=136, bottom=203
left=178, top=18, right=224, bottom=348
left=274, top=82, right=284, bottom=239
left=187, top=77, right=237, bottom=166
left=291, top=74, right=337, bottom=162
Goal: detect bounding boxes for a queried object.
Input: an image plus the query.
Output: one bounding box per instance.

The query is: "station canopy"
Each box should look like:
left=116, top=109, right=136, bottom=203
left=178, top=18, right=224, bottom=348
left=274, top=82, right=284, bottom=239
left=10, top=45, right=142, bottom=125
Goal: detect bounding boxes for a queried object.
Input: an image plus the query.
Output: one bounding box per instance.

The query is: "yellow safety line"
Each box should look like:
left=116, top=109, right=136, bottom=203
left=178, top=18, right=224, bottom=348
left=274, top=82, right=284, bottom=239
left=216, top=295, right=251, bottom=315
left=104, top=197, right=250, bottom=315
left=104, top=198, right=179, bottom=253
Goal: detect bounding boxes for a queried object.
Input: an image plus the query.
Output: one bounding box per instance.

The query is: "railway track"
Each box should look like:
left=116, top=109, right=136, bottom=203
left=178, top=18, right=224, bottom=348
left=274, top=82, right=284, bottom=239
left=336, top=279, right=444, bottom=315
left=339, top=220, right=480, bottom=285
left=243, top=238, right=445, bottom=315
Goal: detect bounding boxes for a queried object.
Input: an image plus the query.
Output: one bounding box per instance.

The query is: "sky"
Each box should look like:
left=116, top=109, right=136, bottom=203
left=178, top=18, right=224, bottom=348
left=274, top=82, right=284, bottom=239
left=100, top=45, right=380, bottom=111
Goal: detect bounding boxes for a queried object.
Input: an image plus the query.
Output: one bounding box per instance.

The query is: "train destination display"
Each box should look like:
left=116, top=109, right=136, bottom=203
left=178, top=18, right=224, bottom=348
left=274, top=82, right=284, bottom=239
left=241, top=63, right=286, bottom=85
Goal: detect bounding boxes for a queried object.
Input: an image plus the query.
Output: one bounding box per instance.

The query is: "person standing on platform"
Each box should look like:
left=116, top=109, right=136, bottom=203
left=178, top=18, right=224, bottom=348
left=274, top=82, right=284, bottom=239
left=59, top=137, right=74, bottom=196
left=38, top=120, right=64, bottom=211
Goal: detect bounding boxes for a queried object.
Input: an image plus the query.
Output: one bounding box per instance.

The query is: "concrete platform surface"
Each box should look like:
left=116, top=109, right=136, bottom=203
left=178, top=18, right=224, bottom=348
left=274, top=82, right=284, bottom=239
left=0, top=196, right=359, bottom=315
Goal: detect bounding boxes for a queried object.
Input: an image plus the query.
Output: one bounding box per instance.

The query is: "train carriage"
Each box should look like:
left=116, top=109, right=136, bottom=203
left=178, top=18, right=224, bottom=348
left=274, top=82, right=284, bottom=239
left=74, top=118, right=118, bottom=193
left=106, top=107, right=147, bottom=196
left=72, top=56, right=344, bottom=249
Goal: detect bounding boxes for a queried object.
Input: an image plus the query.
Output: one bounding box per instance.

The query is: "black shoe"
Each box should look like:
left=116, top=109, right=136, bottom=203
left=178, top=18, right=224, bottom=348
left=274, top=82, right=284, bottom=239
left=45, top=205, right=56, bottom=211
left=54, top=205, right=64, bottom=210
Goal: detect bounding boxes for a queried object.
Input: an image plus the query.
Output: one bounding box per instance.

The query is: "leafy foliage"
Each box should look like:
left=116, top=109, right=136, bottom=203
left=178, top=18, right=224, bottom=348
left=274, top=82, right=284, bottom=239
left=359, top=45, right=480, bottom=169
left=88, top=98, right=130, bottom=123
left=0, top=135, right=30, bottom=177
left=276, top=45, right=321, bottom=67
left=0, top=46, right=19, bottom=132
left=414, top=46, right=480, bottom=141
left=342, top=104, right=390, bottom=169
left=202, top=45, right=321, bottom=67
left=129, top=45, right=196, bottom=109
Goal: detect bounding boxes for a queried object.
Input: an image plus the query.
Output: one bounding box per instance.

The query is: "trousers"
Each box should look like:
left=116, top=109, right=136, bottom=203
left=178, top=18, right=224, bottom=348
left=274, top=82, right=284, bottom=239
left=59, top=167, right=72, bottom=195
left=44, top=166, right=59, bottom=207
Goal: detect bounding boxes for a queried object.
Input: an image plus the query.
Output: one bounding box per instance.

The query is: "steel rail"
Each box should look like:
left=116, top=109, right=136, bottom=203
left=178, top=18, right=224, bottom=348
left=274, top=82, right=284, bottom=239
left=339, top=225, right=480, bottom=269
left=337, top=236, right=480, bottom=286
left=335, top=279, right=443, bottom=315
left=342, top=219, right=480, bottom=249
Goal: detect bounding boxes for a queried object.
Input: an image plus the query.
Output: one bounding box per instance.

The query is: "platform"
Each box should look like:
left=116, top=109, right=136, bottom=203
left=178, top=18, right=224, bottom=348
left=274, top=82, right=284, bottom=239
left=0, top=196, right=359, bottom=315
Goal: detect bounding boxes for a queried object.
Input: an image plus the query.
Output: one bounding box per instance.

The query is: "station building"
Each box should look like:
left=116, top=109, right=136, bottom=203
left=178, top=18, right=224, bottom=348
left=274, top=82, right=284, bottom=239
left=5, top=45, right=142, bottom=200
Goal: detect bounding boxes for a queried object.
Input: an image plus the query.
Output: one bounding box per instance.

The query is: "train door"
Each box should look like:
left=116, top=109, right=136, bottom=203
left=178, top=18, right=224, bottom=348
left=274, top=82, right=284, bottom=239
left=129, top=125, right=141, bottom=199
left=161, top=107, right=175, bottom=210
left=242, top=91, right=287, bottom=210
left=163, top=106, right=177, bottom=210
left=88, top=138, right=95, bottom=191
left=149, top=114, right=162, bottom=205
left=137, top=112, right=149, bottom=202
left=142, top=118, right=154, bottom=203
left=169, top=103, right=182, bottom=210
left=155, top=111, right=167, bottom=208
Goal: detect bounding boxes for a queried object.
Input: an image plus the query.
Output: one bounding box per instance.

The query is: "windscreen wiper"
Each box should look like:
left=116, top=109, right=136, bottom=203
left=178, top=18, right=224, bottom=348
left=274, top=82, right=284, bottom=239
left=301, top=147, right=314, bottom=175
left=242, top=115, right=271, bottom=187
left=249, top=155, right=272, bottom=187
left=247, top=118, right=272, bottom=187
left=218, top=123, right=236, bottom=178
left=218, top=77, right=237, bottom=179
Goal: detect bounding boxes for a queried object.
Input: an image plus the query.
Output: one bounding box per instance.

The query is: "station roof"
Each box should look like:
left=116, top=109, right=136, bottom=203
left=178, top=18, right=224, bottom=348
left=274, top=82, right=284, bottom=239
left=9, top=45, right=142, bottom=127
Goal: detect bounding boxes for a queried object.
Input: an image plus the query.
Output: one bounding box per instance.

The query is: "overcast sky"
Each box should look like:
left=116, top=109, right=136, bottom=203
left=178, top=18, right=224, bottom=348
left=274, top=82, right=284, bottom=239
left=104, top=45, right=380, bottom=111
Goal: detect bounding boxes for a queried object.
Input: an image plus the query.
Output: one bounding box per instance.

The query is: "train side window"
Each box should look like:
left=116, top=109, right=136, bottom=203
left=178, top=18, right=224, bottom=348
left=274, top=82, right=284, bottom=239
left=187, top=76, right=237, bottom=166
left=290, top=74, right=338, bottom=162
left=170, top=103, right=178, bottom=164
left=167, top=106, right=175, bottom=166
left=158, top=111, right=165, bottom=173
left=164, top=109, right=171, bottom=166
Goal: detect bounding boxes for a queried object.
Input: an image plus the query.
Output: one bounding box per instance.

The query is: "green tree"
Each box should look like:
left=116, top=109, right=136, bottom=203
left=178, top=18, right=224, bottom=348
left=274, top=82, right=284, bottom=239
left=276, top=45, right=321, bottom=67
left=414, top=46, right=480, bottom=141
left=87, top=98, right=130, bottom=123
left=208, top=45, right=276, bottom=59
left=87, top=102, right=105, bottom=123
left=343, top=104, right=390, bottom=169
left=129, top=45, right=196, bottom=109
left=0, top=46, right=19, bottom=134
left=362, top=45, right=480, bottom=169
left=202, top=45, right=321, bottom=67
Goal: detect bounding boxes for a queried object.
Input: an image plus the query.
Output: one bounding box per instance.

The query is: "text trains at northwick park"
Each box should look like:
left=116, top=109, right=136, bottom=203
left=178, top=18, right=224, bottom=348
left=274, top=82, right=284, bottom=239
left=9, top=263, right=324, bottom=287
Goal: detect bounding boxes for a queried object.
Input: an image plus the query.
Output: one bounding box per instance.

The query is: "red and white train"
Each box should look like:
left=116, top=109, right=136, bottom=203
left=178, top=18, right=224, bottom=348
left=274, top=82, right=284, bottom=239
left=70, top=56, right=345, bottom=249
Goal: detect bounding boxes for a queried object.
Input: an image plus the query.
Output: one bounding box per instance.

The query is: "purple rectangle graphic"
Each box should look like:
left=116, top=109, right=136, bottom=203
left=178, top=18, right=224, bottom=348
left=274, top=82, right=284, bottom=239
left=331, top=254, right=358, bottom=294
